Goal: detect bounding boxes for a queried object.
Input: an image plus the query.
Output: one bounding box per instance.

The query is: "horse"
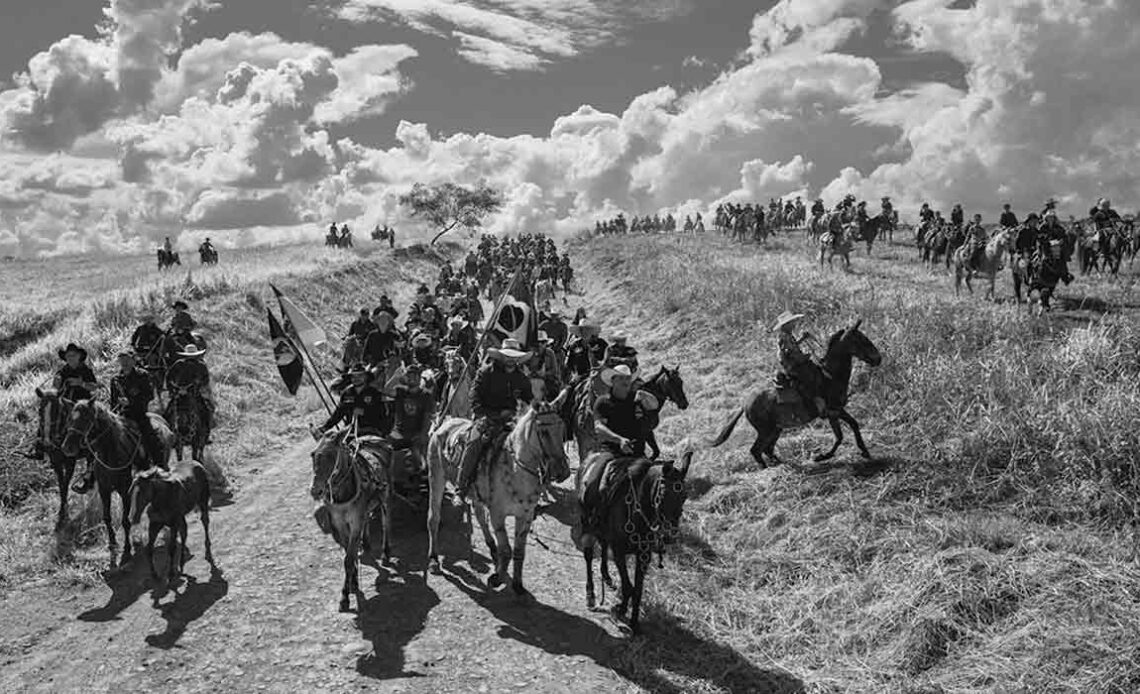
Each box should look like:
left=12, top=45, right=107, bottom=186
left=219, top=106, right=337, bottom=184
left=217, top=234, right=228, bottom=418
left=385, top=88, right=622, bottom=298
left=310, top=431, right=393, bottom=612
left=341, top=335, right=364, bottom=370
left=60, top=400, right=175, bottom=567
left=426, top=394, right=570, bottom=596
left=1012, top=240, right=1073, bottom=312
left=157, top=249, right=181, bottom=271
left=563, top=366, right=686, bottom=465
left=437, top=350, right=473, bottom=420
left=577, top=452, right=692, bottom=634
left=129, top=460, right=216, bottom=582
left=709, top=320, right=882, bottom=467
left=164, top=382, right=209, bottom=462
left=819, top=225, right=854, bottom=270
left=198, top=246, right=218, bottom=265
left=31, top=389, right=80, bottom=528
left=953, top=228, right=1012, bottom=299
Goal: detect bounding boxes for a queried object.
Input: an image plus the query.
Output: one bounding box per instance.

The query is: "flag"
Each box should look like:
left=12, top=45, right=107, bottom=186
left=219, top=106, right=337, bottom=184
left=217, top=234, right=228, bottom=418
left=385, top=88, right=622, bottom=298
left=267, top=308, right=304, bottom=395
left=270, top=283, right=327, bottom=351
left=490, top=295, right=539, bottom=348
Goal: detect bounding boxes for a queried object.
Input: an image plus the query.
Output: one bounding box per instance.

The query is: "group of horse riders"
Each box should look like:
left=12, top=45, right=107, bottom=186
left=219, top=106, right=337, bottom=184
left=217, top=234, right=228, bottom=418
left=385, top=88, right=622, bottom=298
left=158, top=236, right=217, bottom=265
left=23, top=300, right=216, bottom=493
left=326, top=222, right=354, bottom=248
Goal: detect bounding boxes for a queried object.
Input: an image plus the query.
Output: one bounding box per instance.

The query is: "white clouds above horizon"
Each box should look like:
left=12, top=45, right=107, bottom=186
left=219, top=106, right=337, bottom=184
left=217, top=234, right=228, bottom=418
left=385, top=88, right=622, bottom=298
left=3, top=0, right=1140, bottom=258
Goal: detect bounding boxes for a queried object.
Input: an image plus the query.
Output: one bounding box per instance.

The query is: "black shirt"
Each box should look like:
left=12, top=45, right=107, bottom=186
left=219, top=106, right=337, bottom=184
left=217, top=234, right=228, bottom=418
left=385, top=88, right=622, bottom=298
left=324, top=384, right=387, bottom=433
left=57, top=364, right=97, bottom=401
left=593, top=392, right=645, bottom=457
left=363, top=329, right=399, bottom=365
left=111, top=367, right=154, bottom=417
left=391, top=386, right=434, bottom=439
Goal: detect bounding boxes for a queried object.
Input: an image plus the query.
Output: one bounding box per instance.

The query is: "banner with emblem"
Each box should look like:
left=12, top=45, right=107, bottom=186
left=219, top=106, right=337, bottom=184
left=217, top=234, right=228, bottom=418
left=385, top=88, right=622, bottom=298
left=269, top=283, right=327, bottom=351
left=490, top=294, right=539, bottom=349
left=266, top=308, right=304, bottom=395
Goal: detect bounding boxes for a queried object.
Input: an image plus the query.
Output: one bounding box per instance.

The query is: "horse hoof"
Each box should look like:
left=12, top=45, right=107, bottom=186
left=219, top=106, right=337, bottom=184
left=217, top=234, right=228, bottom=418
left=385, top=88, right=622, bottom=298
left=427, top=558, right=442, bottom=576
left=339, top=598, right=352, bottom=613
left=487, top=573, right=503, bottom=590
left=610, top=604, right=627, bottom=620
left=812, top=452, right=834, bottom=463
left=587, top=593, right=596, bottom=610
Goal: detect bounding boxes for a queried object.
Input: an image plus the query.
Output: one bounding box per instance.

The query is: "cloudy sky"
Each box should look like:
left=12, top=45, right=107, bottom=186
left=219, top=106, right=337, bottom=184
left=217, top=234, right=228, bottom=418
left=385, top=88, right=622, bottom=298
left=0, top=0, right=1136, bottom=256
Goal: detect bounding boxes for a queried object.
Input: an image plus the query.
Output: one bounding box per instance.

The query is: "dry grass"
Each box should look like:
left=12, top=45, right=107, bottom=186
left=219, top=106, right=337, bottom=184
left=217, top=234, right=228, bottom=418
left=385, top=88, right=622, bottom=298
left=569, top=233, right=1140, bottom=693
left=0, top=241, right=460, bottom=591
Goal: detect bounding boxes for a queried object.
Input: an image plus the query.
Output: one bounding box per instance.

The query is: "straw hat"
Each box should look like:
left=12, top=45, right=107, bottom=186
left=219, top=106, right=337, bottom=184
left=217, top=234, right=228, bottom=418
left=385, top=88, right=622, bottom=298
left=178, top=344, right=207, bottom=358
left=489, top=338, right=530, bottom=362
left=771, top=311, right=805, bottom=332
left=601, top=364, right=638, bottom=386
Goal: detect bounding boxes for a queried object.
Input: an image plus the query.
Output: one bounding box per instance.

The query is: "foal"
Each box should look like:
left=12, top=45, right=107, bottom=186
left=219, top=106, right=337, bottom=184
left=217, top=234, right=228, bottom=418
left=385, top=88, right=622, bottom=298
left=129, top=460, right=217, bottom=581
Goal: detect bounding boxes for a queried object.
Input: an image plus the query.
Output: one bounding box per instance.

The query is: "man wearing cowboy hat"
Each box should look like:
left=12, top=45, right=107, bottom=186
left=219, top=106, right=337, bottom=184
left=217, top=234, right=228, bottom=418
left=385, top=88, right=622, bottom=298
left=1000, top=203, right=1019, bottom=229
left=130, top=313, right=165, bottom=356
left=603, top=330, right=638, bottom=372
left=526, top=331, right=562, bottom=402
left=565, top=321, right=607, bottom=381
left=364, top=311, right=400, bottom=369
left=312, top=363, right=388, bottom=456
left=170, top=300, right=195, bottom=333
left=166, top=343, right=216, bottom=431
left=376, top=295, right=399, bottom=320
left=1092, top=197, right=1121, bottom=231
left=578, top=363, right=650, bottom=545
left=24, top=343, right=101, bottom=461
left=410, top=331, right=441, bottom=371
left=387, top=362, right=435, bottom=471
left=456, top=338, right=533, bottom=500
left=442, top=315, right=476, bottom=361
left=538, top=309, right=568, bottom=353
left=348, top=308, right=374, bottom=340
left=1037, top=211, right=1075, bottom=283
left=772, top=312, right=826, bottom=417
left=71, top=349, right=166, bottom=494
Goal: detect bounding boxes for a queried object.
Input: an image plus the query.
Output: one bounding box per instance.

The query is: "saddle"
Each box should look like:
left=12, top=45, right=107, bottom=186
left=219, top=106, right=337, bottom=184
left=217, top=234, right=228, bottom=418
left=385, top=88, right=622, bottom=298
left=578, top=452, right=648, bottom=525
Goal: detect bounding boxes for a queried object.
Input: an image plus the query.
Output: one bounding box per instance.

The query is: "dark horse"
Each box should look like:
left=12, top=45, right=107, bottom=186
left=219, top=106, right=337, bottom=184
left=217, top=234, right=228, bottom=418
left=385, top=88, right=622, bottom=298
left=1013, top=240, right=1073, bottom=312
left=129, top=460, right=217, bottom=582
left=165, top=382, right=209, bottom=462
left=157, top=249, right=181, bottom=270
left=60, top=400, right=175, bottom=568
left=633, top=366, right=689, bottom=459
left=577, top=452, right=692, bottom=634
left=709, top=320, right=882, bottom=467
left=32, top=389, right=81, bottom=528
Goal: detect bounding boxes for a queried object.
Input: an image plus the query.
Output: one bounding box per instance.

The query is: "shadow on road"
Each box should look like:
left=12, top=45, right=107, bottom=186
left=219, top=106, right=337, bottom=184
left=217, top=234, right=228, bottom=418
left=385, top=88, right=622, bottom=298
left=145, top=566, right=229, bottom=649
left=353, top=498, right=469, bottom=681
left=76, top=559, right=150, bottom=623
left=442, top=561, right=802, bottom=694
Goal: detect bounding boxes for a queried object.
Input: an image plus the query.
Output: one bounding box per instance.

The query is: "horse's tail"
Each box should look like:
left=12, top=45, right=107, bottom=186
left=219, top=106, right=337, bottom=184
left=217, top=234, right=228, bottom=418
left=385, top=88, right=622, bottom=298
left=709, top=407, right=744, bottom=448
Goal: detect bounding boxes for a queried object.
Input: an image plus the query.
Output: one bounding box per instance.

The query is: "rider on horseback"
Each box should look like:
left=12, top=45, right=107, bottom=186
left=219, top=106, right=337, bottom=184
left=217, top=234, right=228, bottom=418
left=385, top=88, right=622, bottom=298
left=24, top=343, right=99, bottom=460
left=349, top=309, right=374, bottom=340
left=456, top=339, right=533, bottom=501
left=565, top=322, right=606, bottom=381
left=71, top=350, right=165, bottom=494
left=442, top=316, right=477, bottom=361
left=1038, top=211, right=1074, bottom=283
left=603, top=331, right=639, bottom=372
left=312, top=363, right=388, bottom=463
left=919, top=202, right=935, bottom=225
left=812, top=199, right=825, bottom=219
left=1092, top=198, right=1121, bottom=230
left=964, top=214, right=988, bottom=269
left=526, top=331, right=562, bottom=402
left=577, top=364, right=652, bottom=547
left=1000, top=204, right=1019, bottom=229
left=166, top=344, right=216, bottom=433
left=388, top=363, right=434, bottom=471
left=170, top=300, right=195, bottom=335
left=772, top=312, right=826, bottom=417
left=131, top=313, right=164, bottom=356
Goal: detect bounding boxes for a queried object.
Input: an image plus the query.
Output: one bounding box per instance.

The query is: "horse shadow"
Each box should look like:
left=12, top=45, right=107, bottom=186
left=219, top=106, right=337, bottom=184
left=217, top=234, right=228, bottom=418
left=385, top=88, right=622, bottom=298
left=145, top=567, right=229, bottom=649
left=442, top=564, right=802, bottom=694
left=798, top=453, right=897, bottom=479
left=76, top=558, right=151, bottom=623
left=353, top=499, right=469, bottom=680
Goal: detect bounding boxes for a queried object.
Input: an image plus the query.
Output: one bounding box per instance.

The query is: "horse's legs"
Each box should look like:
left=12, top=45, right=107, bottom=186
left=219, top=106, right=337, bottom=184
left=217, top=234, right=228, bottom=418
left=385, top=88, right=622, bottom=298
left=600, top=540, right=615, bottom=590
left=99, top=482, right=118, bottom=568
left=629, top=553, right=648, bottom=635
left=168, top=519, right=186, bottom=579
left=838, top=410, right=872, bottom=459
left=146, top=522, right=162, bottom=579
left=487, top=510, right=512, bottom=591
left=200, top=503, right=216, bottom=568
left=119, top=486, right=133, bottom=565
left=426, top=443, right=447, bottom=575
left=472, top=502, right=498, bottom=570
left=748, top=435, right=768, bottom=469
left=53, top=457, right=75, bottom=528
left=584, top=545, right=597, bottom=609
left=510, top=515, right=533, bottom=596
left=380, top=492, right=392, bottom=565
left=814, top=417, right=844, bottom=462
left=612, top=550, right=633, bottom=620
left=340, top=543, right=355, bottom=612
left=646, top=430, right=660, bottom=461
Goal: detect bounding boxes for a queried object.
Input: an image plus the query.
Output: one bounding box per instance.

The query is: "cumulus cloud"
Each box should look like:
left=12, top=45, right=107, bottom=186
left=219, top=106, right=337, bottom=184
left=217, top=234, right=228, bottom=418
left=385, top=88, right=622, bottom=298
left=337, top=0, right=692, bottom=71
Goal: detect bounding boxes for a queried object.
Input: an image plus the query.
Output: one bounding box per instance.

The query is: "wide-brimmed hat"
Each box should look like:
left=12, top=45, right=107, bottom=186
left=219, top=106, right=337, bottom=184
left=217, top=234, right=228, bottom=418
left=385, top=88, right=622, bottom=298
left=491, top=338, right=530, bottom=361
left=448, top=316, right=469, bottom=329
left=611, top=330, right=629, bottom=342
left=178, top=344, right=207, bottom=358
left=601, top=364, right=638, bottom=386
left=58, top=343, right=88, bottom=361
left=412, top=332, right=432, bottom=348
left=771, top=311, right=806, bottom=332
left=171, top=300, right=189, bottom=310
left=373, top=312, right=393, bottom=326
left=536, top=330, right=553, bottom=344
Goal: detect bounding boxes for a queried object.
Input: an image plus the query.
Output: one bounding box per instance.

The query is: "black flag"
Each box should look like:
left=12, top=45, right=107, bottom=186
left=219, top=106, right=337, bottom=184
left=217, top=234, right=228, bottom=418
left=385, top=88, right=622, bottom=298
left=267, top=308, right=303, bottom=395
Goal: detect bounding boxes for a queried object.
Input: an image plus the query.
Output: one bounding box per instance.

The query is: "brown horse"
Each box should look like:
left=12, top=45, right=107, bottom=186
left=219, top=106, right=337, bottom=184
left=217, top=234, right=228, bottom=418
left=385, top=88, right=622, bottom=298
left=311, top=431, right=393, bottom=612
left=426, top=394, right=570, bottom=596
left=576, top=452, right=692, bottom=634
left=129, top=460, right=216, bottom=581
left=60, top=400, right=174, bottom=567
left=819, top=225, right=854, bottom=269
left=709, top=320, right=882, bottom=467
left=165, top=383, right=209, bottom=462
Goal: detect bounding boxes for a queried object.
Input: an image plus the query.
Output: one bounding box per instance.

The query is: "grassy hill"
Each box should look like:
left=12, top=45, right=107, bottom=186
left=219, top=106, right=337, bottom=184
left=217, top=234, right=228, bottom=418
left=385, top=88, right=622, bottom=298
left=0, top=242, right=460, bottom=584
left=569, top=233, right=1140, bottom=693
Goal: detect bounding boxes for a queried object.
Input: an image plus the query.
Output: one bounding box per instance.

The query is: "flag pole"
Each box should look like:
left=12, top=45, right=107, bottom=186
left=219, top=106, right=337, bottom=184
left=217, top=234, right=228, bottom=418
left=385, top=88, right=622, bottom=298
left=434, top=267, right=521, bottom=427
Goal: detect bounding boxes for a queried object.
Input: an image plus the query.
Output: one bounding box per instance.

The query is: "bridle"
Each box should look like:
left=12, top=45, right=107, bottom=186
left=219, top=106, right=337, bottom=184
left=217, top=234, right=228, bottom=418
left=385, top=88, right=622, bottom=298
left=514, top=410, right=566, bottom=484
left=63, top=406, right=135, bottom=472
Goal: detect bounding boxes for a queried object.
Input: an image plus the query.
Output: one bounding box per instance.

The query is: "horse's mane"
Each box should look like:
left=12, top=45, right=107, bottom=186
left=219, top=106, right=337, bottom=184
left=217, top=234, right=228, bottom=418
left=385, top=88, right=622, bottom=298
left=825, top=327, right=846, bottom=355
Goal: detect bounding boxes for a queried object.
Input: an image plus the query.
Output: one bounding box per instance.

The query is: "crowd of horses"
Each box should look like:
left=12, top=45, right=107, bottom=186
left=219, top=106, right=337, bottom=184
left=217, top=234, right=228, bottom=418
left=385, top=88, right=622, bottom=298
left=157, top=244, right=218, bottom=270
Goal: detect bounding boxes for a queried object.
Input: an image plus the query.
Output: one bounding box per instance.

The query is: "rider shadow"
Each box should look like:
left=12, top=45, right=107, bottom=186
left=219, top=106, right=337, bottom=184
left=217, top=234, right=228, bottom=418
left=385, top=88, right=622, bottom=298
left=77, top=558, right=151, bottom=623
left=443, top=565, right=802, bottom=694
left=353, top=501, right=458, bottom=681
left=145, top=567, right=229, bottom=649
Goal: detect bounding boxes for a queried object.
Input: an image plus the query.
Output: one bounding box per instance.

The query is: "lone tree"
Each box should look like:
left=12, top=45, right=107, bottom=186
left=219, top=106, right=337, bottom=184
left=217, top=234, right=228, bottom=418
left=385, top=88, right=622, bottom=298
left=399, top=182, right=504, bottom=245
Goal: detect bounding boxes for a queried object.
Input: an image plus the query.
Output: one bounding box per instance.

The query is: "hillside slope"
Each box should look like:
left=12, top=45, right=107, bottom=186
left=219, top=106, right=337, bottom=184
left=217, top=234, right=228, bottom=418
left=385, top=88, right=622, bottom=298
left=569, top=233, right=1140, bottom=694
